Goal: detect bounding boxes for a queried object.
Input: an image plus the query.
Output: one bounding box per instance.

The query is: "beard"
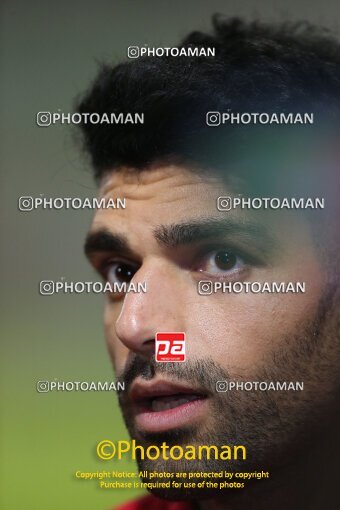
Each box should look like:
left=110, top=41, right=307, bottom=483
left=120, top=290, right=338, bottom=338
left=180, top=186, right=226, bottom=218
left=116, top=284, right=340, bottom=500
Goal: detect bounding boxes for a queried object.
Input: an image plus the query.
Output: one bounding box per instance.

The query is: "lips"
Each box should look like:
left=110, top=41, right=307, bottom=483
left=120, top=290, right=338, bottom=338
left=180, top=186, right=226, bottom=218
left=128, top=379, right=209, bottom=433
left=150, top=394, right=201, bottom=412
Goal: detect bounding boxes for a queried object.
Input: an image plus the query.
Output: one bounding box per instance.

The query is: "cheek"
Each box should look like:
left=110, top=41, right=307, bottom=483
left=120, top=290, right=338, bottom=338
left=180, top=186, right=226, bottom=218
left=186, top=249, right=323, bottom=370
left=186, top=290, right=321, bottom=372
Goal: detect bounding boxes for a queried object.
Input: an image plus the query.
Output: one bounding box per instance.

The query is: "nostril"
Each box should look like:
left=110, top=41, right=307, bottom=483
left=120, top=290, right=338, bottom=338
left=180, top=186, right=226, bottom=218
left=144, top=339, right=155, bottom=345
left=139, top=339, right=156, bottom=358
left=143, top=339, right=155, bottom=350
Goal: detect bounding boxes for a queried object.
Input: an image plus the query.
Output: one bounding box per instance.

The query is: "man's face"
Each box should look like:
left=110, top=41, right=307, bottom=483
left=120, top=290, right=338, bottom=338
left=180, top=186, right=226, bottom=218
left=85, top=164, right=338, bottom=496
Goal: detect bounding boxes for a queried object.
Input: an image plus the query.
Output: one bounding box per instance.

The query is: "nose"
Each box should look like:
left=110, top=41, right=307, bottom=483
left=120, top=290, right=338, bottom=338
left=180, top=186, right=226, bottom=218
left=115, top=258, right=185, bottom=358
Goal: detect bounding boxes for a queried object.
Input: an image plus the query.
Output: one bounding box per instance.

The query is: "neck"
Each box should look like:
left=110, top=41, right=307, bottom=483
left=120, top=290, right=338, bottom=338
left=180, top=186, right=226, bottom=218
left=198, top=418, right=339, bottom=510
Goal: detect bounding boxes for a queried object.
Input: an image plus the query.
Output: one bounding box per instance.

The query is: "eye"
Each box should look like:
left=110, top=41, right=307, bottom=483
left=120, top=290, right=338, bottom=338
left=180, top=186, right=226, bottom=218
left=106, top=261, right=138, bottom=284
left=198, top=249, right=245, bottom=276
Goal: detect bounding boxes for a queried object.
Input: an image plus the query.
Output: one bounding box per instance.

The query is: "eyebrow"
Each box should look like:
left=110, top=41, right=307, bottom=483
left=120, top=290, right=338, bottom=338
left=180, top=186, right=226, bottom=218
left=84, top=229, right=132, bottom=258
left=84, top=217, right=277, bottom=258
left=153, top=217, right=277, bottom=249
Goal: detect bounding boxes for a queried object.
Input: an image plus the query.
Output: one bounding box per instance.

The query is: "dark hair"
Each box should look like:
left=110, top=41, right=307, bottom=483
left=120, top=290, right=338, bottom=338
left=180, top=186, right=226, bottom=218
left=76, top=16, right=340, bottom=184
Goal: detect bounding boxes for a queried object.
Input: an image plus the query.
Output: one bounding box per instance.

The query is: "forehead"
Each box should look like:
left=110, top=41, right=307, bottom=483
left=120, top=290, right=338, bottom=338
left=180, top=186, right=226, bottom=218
left=86, top=165, right=321, bottom=274
left=89, top=164, right=311, bottom=238
left=100, top=165, right=225, bottom=200
left=92, top=165, right=232, bottom=229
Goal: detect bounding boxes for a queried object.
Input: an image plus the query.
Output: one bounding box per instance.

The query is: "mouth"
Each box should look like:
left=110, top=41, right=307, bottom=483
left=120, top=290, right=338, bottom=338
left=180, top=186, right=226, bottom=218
left=129, top=379, right=209, bottom=433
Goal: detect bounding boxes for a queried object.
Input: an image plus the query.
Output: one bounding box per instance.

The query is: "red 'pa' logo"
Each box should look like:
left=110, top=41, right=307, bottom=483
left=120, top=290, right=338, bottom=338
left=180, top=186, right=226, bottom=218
left=155, top=332, right=186, bottom=362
